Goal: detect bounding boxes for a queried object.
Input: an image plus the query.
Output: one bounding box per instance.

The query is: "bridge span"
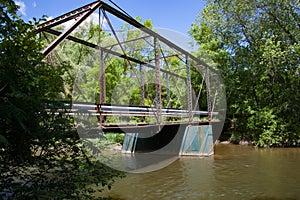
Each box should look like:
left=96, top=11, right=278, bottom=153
left=37, top=0, right=226, bottom=157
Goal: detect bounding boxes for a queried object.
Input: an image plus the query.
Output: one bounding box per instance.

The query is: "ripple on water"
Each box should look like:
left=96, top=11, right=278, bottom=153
left=101, top=144, right=300, bottom=200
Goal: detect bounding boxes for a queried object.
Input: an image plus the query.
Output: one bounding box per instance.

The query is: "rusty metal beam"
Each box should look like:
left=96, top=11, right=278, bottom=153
left=36, top=0, right=224, bottom=131
left=42, top=2, right=101, bottom=57
left=37, top=1, right=101, bottom=32
left=38, top=1, right=217, bottom=74
left=139, top=64, right=145, bottom=107
left=42, top=28, right=186, bottom=80
left=186, top=55, right=193, bottom=122
left=154, top=37, right=162, bottom=124
left=43, top=28, right=98, bottom=48
left=100, top=2, right=210, bottom=69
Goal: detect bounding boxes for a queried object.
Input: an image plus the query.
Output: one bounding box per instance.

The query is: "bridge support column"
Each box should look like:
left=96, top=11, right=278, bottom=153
left=179, top=125, right=214, bottom=156
left=121, top=125, right=214, bottom=156
left=122, top=133, right=139, bottom=153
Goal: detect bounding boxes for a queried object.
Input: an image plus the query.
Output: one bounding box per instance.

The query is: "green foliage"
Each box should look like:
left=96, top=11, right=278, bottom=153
left=105, top=133, right=125, bottom=144
left=143, top=19, right=153, bottom=29
left=0, top=1, right=124, bottom=198
left=191, top=0, right=300, bottom=146
left=247, top=108, right=283, bottom=147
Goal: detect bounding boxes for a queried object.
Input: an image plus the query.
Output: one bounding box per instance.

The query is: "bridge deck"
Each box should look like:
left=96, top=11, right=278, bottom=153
left=100, top=121, right=214, bottom=133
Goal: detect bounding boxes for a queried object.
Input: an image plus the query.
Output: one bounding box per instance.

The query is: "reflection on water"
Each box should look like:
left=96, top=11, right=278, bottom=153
left=102, top=144, right=300, bottom=200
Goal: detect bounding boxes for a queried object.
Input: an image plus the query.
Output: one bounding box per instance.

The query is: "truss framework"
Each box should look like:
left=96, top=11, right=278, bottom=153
left=36, top=0, right=225, bottom=126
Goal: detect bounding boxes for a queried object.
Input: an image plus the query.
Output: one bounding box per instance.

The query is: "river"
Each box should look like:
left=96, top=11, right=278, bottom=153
left=101, top=144, right=300, bottom=200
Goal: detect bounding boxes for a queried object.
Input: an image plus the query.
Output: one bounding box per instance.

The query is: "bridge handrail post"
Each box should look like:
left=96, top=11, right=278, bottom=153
left=154, top=37, right=162, bottom=125
left=206, top=67, right=212, bottom=122
left=186, top=55, right=193, bottom=123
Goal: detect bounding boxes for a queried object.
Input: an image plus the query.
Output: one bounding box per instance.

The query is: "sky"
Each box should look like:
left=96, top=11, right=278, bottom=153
left=14, top=0, right=205, bottom=35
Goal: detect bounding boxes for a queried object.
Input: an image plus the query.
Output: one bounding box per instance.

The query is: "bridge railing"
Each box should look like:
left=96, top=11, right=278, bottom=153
left=45, top=102, right=218, bottom=122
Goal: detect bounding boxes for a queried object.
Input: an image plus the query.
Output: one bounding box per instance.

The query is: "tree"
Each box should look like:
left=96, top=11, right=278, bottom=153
left=190, top=0, right=300, bottom=146
left=0, top=1, right=123, bottom=199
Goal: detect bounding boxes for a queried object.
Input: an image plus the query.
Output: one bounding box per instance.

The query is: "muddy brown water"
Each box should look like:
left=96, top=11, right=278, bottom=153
left=100, top=144, right=300, bottom=200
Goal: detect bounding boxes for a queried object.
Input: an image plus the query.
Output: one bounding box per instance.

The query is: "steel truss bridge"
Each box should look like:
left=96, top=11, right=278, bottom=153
left=36, top=0, right=226, bottom=141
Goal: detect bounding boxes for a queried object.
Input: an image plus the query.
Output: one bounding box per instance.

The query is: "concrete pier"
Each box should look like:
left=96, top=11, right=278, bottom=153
left=122, top=124, right=214, bottom=156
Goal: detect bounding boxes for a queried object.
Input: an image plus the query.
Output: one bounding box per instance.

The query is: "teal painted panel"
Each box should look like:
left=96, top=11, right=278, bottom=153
left=180, top=126, right=190, bottom=153
left=180, top=125, right=214, bottom=156
left=200, top=125, right=213, bottom=155
left=122, top=133, right=138, bottom=153
left=189, top=126, right=201, bottom=152
left=180, top=126, right=200, bottom=154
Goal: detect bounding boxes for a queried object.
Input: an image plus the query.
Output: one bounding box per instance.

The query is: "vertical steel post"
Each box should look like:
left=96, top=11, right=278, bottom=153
left=99, top=50, right=106, bottom=105
left=186, top=55, right=193, bottom=122
left=99, top=8, right=106, bottom=106
left=99, top=10, right=106, bottom=126
left=205, top=67, right=212, bottom=122
left=140, top=64, right=145, bottom=122
left=139, top=64, right=145, bottom=106
left=154, top=37, right=162, bottom=124
left=166, top=73, right=170, bottom=107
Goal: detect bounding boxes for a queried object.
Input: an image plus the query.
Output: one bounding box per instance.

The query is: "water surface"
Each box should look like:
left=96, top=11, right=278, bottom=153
left=103, top=144, right=300, bottom=200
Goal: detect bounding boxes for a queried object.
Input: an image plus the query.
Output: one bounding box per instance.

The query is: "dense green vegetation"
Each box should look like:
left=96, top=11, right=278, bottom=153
left=190, top=0, right=300, bottom=147
left=0, top=1, right=123, bottom=199
left=1, top=0, right=299, bottom=198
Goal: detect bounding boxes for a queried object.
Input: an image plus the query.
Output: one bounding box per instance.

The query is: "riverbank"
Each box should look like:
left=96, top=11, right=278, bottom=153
left=216, top=140, right=252, bottom=145
left=216, top=139, right=300, bottom=148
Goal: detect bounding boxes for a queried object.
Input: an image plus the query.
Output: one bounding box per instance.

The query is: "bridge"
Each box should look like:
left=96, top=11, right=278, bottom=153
left=36, top=0, right=226, bottom=157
